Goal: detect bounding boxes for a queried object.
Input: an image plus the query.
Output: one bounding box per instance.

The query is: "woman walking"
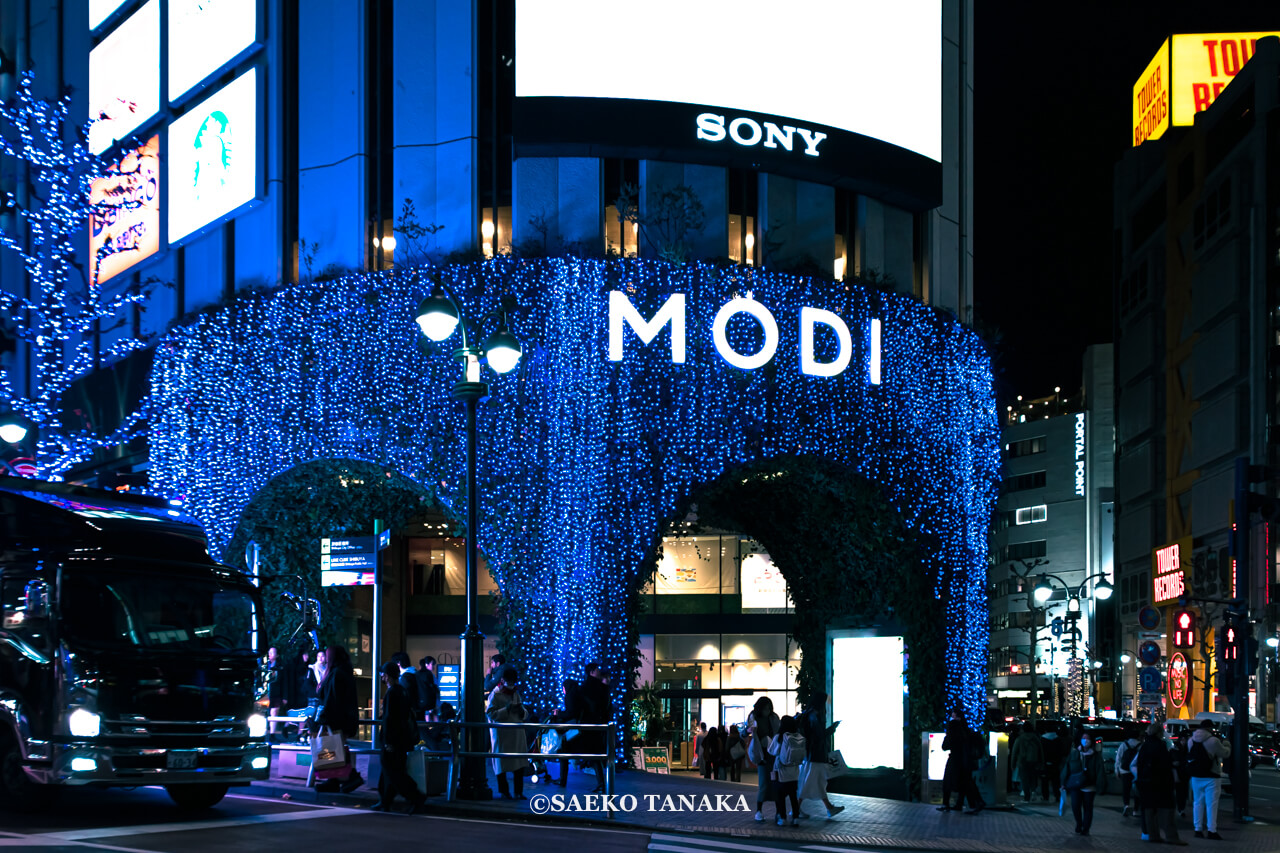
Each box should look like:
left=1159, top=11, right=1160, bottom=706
left=486, top=665, right=532, bottom=799
left=747, top=697, right=780, bottom=822
left=1061, top=730, right=1103, bottom=835
left=312, top=645, right=364, bottom=793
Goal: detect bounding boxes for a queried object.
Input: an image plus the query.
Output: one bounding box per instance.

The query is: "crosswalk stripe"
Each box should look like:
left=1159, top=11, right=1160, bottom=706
left=649, top=832, right=808, bottom=853
left=38, top=804, right=371, bottom=842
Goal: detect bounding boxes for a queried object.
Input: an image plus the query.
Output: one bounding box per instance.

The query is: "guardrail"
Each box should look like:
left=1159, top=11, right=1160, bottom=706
left=268, top=717, right=618, bottom=812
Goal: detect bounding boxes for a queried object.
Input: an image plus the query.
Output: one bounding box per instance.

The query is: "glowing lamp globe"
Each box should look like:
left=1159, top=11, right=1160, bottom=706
left=484, top=329, right=522, bottom=374
left=415, top=295, right=459, bottom=341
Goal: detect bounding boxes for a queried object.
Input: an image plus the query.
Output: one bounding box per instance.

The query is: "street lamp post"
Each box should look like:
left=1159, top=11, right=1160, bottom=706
left=415, top=282, right=521, bottom=802
left=1031, top=571, right=1113, bottom=718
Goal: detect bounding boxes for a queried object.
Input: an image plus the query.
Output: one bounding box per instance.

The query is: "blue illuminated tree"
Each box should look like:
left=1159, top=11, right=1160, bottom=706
left=0, top=70, right=150, bottom=478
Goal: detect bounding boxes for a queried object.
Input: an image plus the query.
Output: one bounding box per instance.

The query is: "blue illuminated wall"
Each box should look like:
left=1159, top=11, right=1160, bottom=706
left=148, top=258, right=1000, bottom=724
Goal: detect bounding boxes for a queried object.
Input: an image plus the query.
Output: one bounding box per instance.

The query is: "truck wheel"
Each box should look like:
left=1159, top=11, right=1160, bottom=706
left=166, top=783, right=229, bottom=809
left=0, top=737, right=56, bottom=813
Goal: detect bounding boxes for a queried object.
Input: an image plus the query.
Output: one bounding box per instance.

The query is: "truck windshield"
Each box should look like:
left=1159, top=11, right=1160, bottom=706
left=59, top=569, right=258, bottom=654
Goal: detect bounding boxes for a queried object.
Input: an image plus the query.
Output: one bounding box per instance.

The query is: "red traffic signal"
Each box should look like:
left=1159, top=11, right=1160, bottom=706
left=1172, top=609, right=1197, bottom=649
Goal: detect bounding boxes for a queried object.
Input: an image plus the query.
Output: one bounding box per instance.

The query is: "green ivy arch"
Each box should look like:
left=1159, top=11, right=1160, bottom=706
left=664, top=454, right=947, bottom=797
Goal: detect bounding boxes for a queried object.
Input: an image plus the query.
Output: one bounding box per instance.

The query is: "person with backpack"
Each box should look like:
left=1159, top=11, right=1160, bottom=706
left=1136, top=721, right=1184, bottom=845
left=769, top=715, right=806, bottom=827
left=747, top=697, right=780, bottom=823
left=1116, top=726, right=1142, bottom=817
left=1188, top=719, right=1231, bottom=840
left=1009, top=724, right=1043, bottom=803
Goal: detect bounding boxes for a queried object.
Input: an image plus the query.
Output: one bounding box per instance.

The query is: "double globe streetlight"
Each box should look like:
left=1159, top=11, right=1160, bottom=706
left=414, top=281, right=522, bottom=802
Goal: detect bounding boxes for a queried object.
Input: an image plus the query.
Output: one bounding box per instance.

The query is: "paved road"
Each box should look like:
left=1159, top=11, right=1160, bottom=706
left=0, top=787, right=650, bottom=853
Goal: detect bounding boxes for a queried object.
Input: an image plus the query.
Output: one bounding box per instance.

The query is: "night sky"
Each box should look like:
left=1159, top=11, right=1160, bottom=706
left=973, top=2, right=1277, bottom=405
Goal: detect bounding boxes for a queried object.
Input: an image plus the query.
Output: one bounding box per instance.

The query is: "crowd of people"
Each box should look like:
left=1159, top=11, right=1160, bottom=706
left=995, top=716, right=1234, bottom=843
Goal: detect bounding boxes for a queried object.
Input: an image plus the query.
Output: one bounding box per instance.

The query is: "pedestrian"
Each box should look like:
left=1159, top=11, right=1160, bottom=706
left=483, top=654, right=507, bottom=694
left=1188, top=718, right=1231, bottom=840
left=486, top=665, right=532, bottom=799
left=695, top=721, right=707, bottom=771
left=960, top=725, right=988, bottom=814
left=938, top=710, right=966, bottom=811
left=371, top=662, right=427, bottom=814
left=725, top=724, right=745, bottom=782
left=550, top=678, right=580, bottom=786
left=295, top=649, right=318, bottom=709
left=417, top=656, right=441, bottom=721
left=797, top=691, right=845, bottom=818
left=769, top=715, right=805, bottom=827
left=1136, top=721, right=1184, bottom=844
left=1172, top=732, right=1190, bottom=817
left=312, top=645, right=365, bottom=794
left=265, top=646, right=286, bottom=735
left=311, top=646, right=328, bottom=688
left=702, top=723, right=722, bottom=780
left=747, top=696, right=780, bottom=822
left=391, top=651, right=420, bottom=719
left=577, top=662, right=612, bottom=792
left=1061, top=730, right=1103, bottom=835
left=1116, top=725, right=1142, bottom=817
left=1010, top=723, right=1043, bottom=803
left=1040, top=722, right=1063, bottom=803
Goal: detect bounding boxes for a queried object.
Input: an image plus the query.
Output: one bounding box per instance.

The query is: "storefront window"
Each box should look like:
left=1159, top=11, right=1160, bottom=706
left=641, top=533, right=793, bottom=614
left=407, top=536, right=497, bottom=596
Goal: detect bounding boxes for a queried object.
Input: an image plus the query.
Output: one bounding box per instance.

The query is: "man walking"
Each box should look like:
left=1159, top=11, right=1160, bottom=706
left=938, top=710, right=966, bottom=811
left=372, top=662, right=427, bottom=814
left=417, top=656, right=441, bottom=720
left=1188, top=719, right=1230, bottom=840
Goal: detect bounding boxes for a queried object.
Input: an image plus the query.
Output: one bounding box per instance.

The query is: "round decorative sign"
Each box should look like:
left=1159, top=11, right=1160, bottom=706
left=1168, top=653, right=1189, bottom=708
left=1139, top=640, right=1162, bottom=665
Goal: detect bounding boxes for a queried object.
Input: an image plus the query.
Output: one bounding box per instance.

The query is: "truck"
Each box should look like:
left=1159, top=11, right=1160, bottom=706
left=0, top=477, right=270, bottom=810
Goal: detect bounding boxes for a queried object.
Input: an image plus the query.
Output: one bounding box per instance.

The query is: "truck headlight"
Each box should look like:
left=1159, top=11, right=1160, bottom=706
left=247, top=713, right=267, bottom=739
left=69, top=709, right=100, bottom=738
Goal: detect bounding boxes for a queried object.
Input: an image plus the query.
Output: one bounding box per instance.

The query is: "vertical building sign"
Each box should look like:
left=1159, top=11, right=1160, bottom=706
left=1074, top=412, right=1086, bottom=497
left=89, top=135, right=160, bottom=288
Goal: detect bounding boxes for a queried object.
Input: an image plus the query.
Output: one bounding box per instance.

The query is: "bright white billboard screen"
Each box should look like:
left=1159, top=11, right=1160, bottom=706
left=89, top=0, right=130, bottom=30
left=831, top=635, right=904, bottom=769
left=169, top=0, right=259, bottom=102
left=516, top=0, right=941, bottom=163
left=89, top=0, right=160, bottom=154
left=168, top=67, right=259, bottom=243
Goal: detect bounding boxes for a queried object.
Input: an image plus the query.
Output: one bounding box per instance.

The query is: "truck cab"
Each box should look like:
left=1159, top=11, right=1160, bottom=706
left=0, top=478, right=270, bottom=810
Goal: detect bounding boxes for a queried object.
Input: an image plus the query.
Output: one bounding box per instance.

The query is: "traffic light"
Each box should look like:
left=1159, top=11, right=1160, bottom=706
left=1215, top=622, right=1240, bottom=695
left=1172, top=610, right=1197, bottom=648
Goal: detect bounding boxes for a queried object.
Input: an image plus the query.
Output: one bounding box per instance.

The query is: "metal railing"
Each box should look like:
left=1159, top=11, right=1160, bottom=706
left=268, top=717, right=618, bottom=813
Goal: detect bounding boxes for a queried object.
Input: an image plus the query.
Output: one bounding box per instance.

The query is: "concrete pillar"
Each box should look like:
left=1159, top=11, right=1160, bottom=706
left=856, top=198, right=914, bottom=293
left=299, top=0, right=368, bottom=275
left=394, top=1, right=479, bottom=261
left=512, top=157, right=602, bottom=253
left=758, top=174, right=834, bottom=274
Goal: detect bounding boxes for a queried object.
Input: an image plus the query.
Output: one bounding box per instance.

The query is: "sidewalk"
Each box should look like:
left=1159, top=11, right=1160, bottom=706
left=248, top=765, right=1280, bottom=852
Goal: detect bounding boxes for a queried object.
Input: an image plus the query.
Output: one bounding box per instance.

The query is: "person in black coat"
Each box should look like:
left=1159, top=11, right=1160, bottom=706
left=417, top=656, right=441, bottom=720
left=372, top=662, right=427, bottom=814
left=1136, top=721, right=1183, bottom=844
left=551, top=678, right=581, bottom=786
left=938, top=711, right=966, bottom=811
left=577, top=662, right=611, bottom=792
left=312, top=645, right=364, bottom=793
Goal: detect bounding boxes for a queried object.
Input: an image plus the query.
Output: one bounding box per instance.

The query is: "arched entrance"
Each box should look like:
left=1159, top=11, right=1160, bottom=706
left=149, top=257, right=999, bottom=732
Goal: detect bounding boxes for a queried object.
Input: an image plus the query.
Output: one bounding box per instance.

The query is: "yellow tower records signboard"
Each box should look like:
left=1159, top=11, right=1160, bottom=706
left=1132, top=32, right=1280, bottom=147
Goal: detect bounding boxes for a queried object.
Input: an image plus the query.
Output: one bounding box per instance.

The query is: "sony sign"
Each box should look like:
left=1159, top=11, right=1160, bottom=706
left=696, top=114, right=828, bottom=157
left=608, top=291, right=880, bottom=382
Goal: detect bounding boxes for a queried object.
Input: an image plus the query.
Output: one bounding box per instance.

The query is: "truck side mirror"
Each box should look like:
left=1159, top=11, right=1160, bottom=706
left=23, top=579, right=49, bottom=620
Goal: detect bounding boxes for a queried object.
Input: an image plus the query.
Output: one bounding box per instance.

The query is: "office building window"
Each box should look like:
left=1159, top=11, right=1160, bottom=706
left=1015, top=505, right=1047, bottom=525
left=1003, top=471, right=1046, bottom=494
left=1006, top=436, right=1045, bottom=458
left=996, top=540, right=1047, bottom=564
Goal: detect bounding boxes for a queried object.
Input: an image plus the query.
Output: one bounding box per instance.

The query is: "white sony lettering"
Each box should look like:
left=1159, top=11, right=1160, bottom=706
left=608, top=291, right=686, bottom=363
left=695, top=113, right=726, bottom=143
left=796, top=127, right=828, bottom=157
left=762, top=122, right=796, bottom=151
left=728, top=117, right=762, bottom=147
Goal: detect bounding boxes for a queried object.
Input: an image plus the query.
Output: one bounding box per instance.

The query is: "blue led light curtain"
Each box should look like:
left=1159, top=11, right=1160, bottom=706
left=149, top=258, right=1000, bottom=723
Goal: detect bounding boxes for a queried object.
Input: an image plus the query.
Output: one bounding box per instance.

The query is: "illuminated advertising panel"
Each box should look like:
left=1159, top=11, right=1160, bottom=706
left=89, top=135, right=160, bottom=288
left=1170, top=32, right=1280, bottom=125
left=831, top=634, right=904, bottom=769
left=1132, top=39, right=1169, bottom=147
left=1133, top=32, right=1280, bottom=146
left=168, top=67, right=261, bottom=244
left=740, top=552, right=792, bottom=610
left=89, top=0, right=160, bottom=155
left=515, top=0, right=942, bottom=208
left=1152, top=536, right=1193, bottom=604
left=169, top=0, right=261, bottom=103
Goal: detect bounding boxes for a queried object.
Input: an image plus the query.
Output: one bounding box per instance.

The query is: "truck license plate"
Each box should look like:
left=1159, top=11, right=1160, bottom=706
left=166, top=751, right=198, bottom=769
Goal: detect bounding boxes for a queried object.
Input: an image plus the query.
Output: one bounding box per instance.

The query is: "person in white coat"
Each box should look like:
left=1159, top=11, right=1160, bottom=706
left=486, top=666, right=532, bottom=799
left=1188, top=719, right=1231, bottom=840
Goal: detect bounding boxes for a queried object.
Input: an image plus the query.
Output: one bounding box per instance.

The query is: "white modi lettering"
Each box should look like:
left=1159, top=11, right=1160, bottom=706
left=607, top=290, right=876, bottom=382
left=696, top=113, right=828, bottom=157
